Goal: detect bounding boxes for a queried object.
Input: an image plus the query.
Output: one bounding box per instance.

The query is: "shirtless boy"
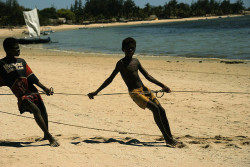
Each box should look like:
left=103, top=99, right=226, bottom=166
left=88, top=37, right=176, bottom=146
left=0, top=37, right=59, bottom=147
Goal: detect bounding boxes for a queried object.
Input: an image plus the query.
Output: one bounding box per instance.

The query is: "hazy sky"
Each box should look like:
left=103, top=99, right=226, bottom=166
left=16, top=0, right=250, bottom=9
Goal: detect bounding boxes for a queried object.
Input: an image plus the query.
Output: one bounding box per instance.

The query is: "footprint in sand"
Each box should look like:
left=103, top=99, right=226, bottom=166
left=201, top=144, right=212, bottom=149
left=242, top=141, right=250, bottom=145
left=225, top=144, right=242, bottom=149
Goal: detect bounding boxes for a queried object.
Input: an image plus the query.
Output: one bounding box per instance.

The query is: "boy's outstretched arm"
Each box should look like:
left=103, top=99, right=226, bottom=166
left=36, top=82, right=54, bottom=96
left=88, top=67, right=119, bottom=99
left=138, top=62, right=171, bottom=93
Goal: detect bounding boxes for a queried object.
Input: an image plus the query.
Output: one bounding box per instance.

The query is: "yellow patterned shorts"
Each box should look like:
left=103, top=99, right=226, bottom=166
left=129, top=86, right=159, bottom=109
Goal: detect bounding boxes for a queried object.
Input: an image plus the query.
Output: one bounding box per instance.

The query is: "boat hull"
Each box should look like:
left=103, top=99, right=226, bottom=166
left=18, top=37, right=51, bottom=44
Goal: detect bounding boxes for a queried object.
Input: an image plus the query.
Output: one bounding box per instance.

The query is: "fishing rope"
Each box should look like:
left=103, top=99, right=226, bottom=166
left=1, top=89, right=249, bottom=96
left=52, top=90, right=250, bottom=95
left=172, top=90, right=250, bottom=94
left=0, top=88, right=165, bottom=97
left=47, top=88, right=166, bottom=98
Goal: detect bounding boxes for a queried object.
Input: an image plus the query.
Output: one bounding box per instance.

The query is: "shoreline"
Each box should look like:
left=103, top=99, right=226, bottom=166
left=19, top=44, right=250, bottom=63
left=0, top=14, right=244, bottom=38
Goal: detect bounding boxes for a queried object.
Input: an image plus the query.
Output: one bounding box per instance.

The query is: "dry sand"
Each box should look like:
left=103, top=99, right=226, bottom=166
left=0, top=16, right=249, bottom=166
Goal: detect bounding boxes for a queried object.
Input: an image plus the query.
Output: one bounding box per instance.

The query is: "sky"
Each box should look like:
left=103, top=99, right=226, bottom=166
left=16, top=0, right=250, bottom=10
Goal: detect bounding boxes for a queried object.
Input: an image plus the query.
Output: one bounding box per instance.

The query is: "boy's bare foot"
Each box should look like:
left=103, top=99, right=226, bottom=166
left=166, top=139, right=178, bottom=147
left=166, top=139, right=187, bottom=148
left=49, top=139, right=60, bottom=147
left=47, top=133, right=60, bottom=147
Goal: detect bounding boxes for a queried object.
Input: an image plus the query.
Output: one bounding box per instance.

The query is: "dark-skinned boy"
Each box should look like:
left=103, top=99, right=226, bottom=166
left=0, top=37, right=59, bottom=147
left=88, top=37, right=176, bottom=146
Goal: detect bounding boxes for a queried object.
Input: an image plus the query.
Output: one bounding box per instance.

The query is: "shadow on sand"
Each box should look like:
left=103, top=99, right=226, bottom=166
left=71, top=137, right=171, bottom=147
left=0, top=141, right=48, bottom=147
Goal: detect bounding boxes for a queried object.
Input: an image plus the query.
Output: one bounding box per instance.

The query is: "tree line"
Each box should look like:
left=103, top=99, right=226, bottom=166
left=0, top=0, right=247, bottom=26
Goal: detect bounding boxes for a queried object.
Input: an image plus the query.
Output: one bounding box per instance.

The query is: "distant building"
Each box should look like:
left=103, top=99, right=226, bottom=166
left=243, top=10, right=250, bottom=15
left=119, top=18, right=128, bottom=23
left=148, top=15, right=158, bottom=21
left=49, top=19, right=57, bottom=24
left=49, top=18, right=67, bottom=25
left=67, top=20, right=73, bottom=24
left=58, top=18, right=66, bottom=24
left=111, top=18, right=117, bottom=22
left=82, top=21, right=90, bottom=25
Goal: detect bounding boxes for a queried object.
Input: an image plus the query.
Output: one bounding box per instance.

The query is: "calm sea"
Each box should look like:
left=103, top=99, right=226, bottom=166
left=40, top=15, right=250, bottom=60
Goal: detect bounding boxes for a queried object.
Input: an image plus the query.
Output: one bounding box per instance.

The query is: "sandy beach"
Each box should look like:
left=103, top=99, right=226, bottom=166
left=0, top=16, right=250, bottom=167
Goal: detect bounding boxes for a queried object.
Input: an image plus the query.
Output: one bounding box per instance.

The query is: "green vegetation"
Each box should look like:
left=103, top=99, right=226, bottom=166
left=0, top=0, right=26, bottom=27
left=0, top=0, right=246, bottom=26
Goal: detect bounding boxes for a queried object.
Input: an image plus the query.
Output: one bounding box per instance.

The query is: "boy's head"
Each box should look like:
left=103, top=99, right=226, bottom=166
left=3, top=37, right=20, bottom=57
left=122, top=37, right=136, bottom=57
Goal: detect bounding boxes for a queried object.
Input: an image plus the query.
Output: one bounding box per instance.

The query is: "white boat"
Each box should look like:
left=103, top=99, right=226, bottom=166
left=18, top=8, right=51, bottom=44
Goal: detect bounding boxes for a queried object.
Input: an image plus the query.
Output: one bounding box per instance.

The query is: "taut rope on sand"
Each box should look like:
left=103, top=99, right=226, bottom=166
left=172, top=90, right=250, bottom=94
left=50, top=89, right=166, bottom=98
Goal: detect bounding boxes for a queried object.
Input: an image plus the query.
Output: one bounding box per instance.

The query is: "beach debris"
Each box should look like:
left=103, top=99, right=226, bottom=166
left=241, top=141, right=250, bottom=145
left=225, top=143, right=242, bottom=149
left=220, top=60, right=246, bottom=64
left=201, top=144, right=211, bottom=149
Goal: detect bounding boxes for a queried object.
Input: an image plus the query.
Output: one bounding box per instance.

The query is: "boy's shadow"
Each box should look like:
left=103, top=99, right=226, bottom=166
left=0, top=141, right=48, bottom=147
left=72, top=137, right=170, bottom=147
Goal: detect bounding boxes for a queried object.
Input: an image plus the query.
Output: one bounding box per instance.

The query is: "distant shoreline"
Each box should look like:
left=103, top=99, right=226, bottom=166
left=0, top=14, right=244, bottom=38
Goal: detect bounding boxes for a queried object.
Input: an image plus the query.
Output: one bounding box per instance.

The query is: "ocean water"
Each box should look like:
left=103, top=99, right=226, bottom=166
left=41, top=15, right=250, bottom=60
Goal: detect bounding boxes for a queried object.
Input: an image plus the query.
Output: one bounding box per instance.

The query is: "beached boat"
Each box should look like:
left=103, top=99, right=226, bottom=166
left=18, top=8, right=51, bottom=44
left=18, top=37, right=51, bottom=44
